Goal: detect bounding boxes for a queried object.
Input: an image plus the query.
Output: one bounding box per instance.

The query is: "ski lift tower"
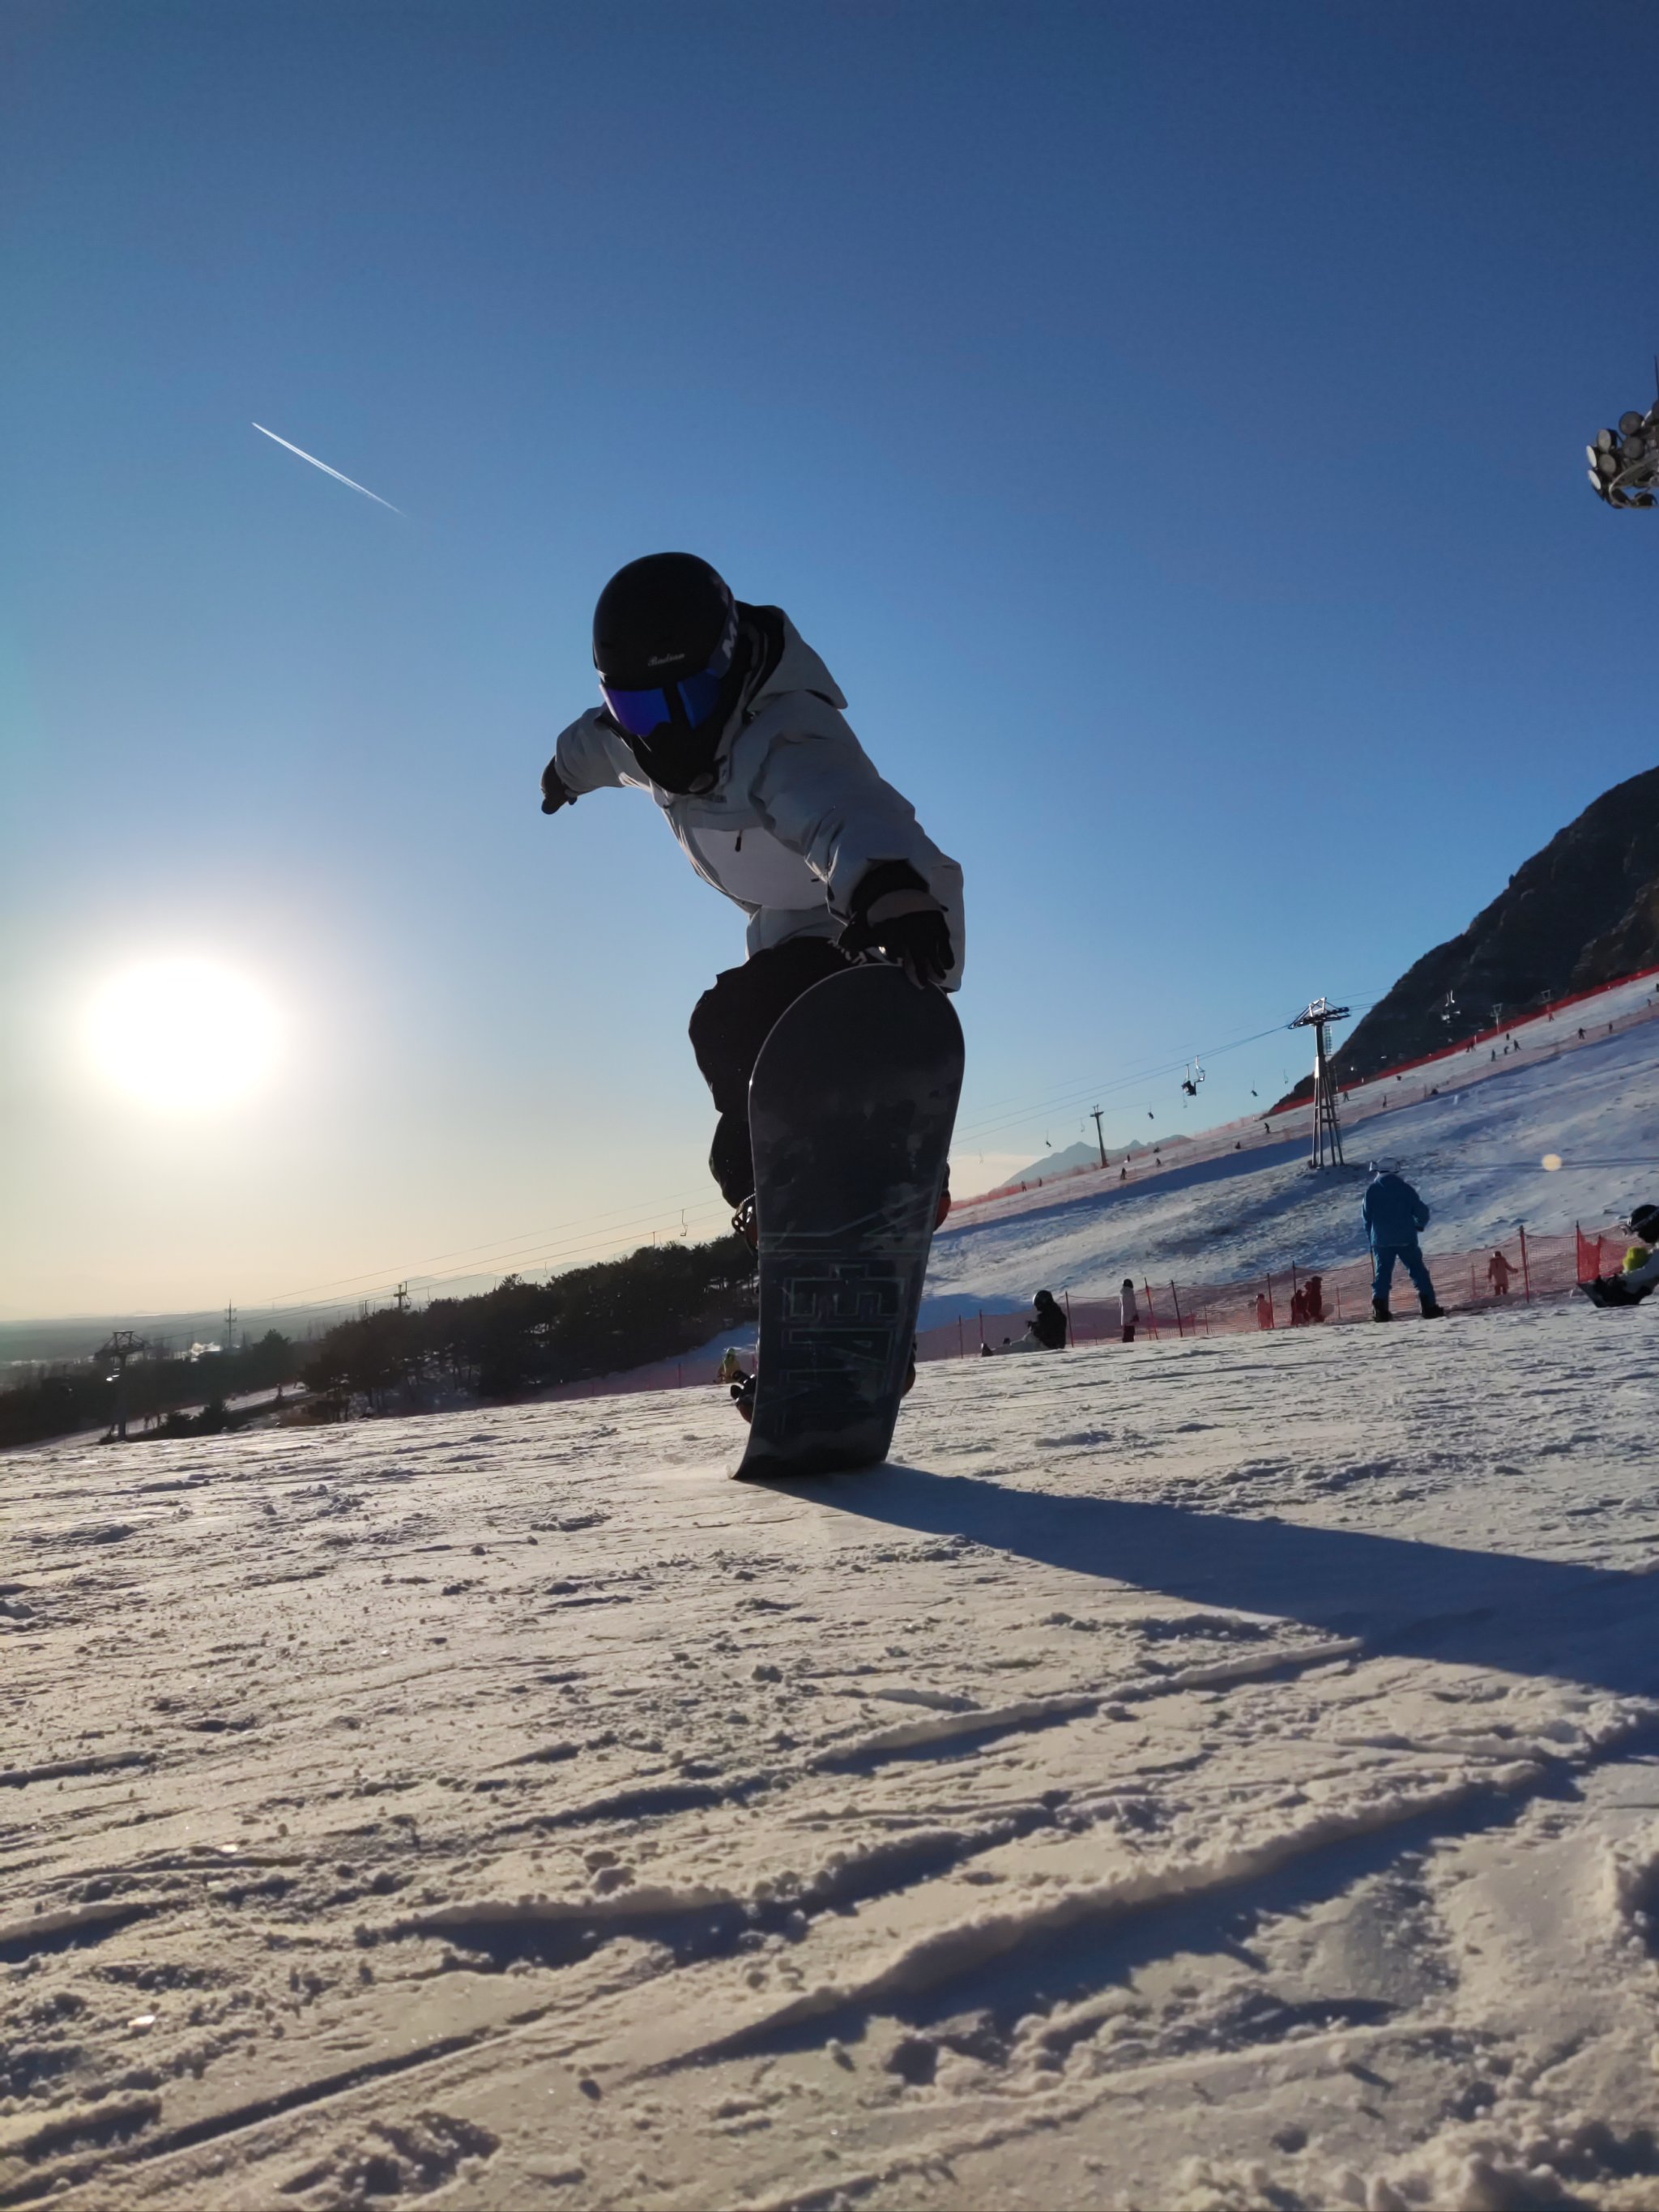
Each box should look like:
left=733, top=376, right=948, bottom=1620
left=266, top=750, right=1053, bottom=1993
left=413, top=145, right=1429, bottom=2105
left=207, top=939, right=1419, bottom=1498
left=1289, top=997, right=1350, bottom=1170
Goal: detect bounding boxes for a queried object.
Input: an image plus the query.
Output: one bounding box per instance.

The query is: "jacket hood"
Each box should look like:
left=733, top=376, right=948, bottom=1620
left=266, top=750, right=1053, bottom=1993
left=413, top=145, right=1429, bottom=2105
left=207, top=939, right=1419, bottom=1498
left=612, top=606, right=847, bottom=798
left=734, top=605, right=847, bottom=720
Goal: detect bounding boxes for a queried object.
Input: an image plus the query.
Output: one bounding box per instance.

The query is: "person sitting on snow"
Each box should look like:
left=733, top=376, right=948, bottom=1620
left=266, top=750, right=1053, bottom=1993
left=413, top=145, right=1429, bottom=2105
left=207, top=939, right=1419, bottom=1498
left=1363, top=1164, right=1445, bottom=1321
left=1583, top=1205, right=1659, bottom=1306
left=984, top=1290, right=1068, bottom=1354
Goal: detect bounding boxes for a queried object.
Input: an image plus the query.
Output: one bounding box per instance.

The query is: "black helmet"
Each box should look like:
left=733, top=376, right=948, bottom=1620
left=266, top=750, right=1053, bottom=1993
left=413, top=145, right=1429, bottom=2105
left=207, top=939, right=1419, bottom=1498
left=1630, top=1204, right=1659, bottom=1240
left=592, top=552, right=742, bottom=793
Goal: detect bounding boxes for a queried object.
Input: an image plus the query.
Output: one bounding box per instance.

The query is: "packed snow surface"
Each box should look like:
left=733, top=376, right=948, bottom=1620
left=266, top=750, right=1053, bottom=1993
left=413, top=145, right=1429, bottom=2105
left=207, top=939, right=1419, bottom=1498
left=6, top=1298, right=1659, bottom=2210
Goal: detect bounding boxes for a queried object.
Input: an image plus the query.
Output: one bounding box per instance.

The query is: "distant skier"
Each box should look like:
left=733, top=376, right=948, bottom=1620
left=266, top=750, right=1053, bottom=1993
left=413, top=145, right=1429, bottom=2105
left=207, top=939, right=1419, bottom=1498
left=540, top=554, right=964, bottom=1231
left=1363, top=1164, right=1445, bottom=1321
left=1120, top=1278, right=1139, bottom=1344
left=1581, top=1204, right=1659, bottom=1307
left=1486, top=1248, right=1513, bottom=1298
left=1303, top=1275, right=1325, bottom=1323
left=1255, top=1290, right=1273, bottom=1331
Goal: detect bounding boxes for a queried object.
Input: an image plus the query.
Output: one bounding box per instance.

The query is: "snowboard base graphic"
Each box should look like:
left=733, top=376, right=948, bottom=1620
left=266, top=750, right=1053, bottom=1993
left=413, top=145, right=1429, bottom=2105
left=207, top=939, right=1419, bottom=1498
left=734, top=965, right=964, bottom=1481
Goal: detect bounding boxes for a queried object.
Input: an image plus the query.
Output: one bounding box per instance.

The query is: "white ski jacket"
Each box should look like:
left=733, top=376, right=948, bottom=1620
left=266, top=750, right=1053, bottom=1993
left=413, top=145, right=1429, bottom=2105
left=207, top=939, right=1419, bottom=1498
left=549, top=612, right=965, bottom=987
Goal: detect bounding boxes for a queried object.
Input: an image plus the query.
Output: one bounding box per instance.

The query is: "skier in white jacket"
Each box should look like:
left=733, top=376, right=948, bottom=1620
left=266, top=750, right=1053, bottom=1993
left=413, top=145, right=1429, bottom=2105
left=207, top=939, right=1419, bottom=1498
left=540, top=553, right=965, bottom=1225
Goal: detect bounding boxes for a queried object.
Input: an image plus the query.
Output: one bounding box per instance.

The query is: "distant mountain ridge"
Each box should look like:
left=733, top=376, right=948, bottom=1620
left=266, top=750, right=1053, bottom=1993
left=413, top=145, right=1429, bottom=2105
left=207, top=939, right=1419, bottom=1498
left=1302, top=765, right=1659, bottom=1095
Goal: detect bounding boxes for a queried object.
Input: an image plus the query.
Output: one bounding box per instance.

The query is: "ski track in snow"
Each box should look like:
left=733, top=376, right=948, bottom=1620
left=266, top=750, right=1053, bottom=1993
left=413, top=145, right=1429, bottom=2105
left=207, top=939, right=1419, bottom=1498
left=4, top=1297, right=1659, bottom=2209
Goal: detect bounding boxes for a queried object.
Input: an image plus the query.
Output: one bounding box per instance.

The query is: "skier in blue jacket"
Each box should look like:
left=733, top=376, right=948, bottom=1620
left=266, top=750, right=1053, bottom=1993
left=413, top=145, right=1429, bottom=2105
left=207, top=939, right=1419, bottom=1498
left=1363, top=1166, right=1445, bottom=1322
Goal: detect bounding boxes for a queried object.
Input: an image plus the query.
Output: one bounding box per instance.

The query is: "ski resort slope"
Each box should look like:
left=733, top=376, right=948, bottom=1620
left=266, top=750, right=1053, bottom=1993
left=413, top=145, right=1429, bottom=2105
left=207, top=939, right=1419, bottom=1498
left=5, top=1302, right=1659, bottom=2210
left=927, top=1012, right=1659, bottom=1320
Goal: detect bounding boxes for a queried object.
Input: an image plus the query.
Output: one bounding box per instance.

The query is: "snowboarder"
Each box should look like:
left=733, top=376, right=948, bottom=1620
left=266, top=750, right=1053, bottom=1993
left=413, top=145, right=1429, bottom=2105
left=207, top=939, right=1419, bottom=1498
left=1120, top=1278, right=1139, bottom=1344
left=1255, top=1290, right=1273, bottom=1330
left=539, top=553, right=965, bottom=1231
left=1363, top=1164, right=1445, bottom=1320
left=1581, top=1204, right=1659, bottom=1307
left=1304, top=1275, right=1325, bottom=1323
left=984, top=1290, right=1068, bottom=1354
left=1030, top=1289, right=1068, bottom=1349
left=1486, top=1248, right=1513, bottom=1298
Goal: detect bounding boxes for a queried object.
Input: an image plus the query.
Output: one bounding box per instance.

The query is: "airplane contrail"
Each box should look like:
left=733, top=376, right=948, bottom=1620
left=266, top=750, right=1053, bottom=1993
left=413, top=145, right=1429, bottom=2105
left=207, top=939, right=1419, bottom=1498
left=251, top=423, right=401, bottom=513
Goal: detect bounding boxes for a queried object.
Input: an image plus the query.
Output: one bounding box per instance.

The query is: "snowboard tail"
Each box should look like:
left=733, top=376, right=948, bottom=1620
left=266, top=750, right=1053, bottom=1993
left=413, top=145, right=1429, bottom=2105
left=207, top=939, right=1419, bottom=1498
left=736, top=965, right=963, bottom=1481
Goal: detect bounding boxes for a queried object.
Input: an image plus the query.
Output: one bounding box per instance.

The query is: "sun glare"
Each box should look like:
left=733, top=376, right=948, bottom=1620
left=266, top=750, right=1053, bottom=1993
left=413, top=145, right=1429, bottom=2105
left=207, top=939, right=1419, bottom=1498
left=86, top=957, right=282, bottom=1113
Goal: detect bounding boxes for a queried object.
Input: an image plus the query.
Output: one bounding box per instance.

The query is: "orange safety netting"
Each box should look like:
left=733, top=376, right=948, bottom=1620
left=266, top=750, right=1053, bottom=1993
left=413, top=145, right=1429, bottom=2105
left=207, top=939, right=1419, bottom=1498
left=917, top=1218, right=1624, bottom=1361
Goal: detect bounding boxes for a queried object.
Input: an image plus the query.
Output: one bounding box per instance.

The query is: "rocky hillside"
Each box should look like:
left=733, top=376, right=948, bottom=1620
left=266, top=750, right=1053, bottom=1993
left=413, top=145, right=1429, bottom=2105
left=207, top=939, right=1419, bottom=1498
left=1303, top=765, right=1659, bottom=1092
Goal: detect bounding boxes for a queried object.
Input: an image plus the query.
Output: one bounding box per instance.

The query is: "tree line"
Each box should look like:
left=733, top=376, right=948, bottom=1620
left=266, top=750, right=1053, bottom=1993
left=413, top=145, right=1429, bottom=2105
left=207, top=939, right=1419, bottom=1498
left=0, top=1328, right=302, bottom=1450
left=304, top=1234, right=755, bottom=1415
left=0, top=1232, right=756, bottom=1447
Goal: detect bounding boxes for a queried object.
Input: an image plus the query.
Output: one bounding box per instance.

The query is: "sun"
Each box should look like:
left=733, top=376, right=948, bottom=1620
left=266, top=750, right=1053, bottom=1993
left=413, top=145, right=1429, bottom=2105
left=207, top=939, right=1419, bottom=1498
left=86, top=957, right=282, bottom=1113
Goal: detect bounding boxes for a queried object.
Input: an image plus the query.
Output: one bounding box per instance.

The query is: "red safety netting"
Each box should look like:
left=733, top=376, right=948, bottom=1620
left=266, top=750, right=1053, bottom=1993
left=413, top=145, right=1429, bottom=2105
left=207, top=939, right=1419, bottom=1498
left=916, top=1217, right=1626, bottom=1362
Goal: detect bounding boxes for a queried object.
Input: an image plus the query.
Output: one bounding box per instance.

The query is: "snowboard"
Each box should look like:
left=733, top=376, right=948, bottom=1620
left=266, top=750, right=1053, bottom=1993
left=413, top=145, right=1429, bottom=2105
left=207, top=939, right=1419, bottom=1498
left=734, top=963, right=964, bottom=1481
left=1582, top=1276, right=1647, bottom=1308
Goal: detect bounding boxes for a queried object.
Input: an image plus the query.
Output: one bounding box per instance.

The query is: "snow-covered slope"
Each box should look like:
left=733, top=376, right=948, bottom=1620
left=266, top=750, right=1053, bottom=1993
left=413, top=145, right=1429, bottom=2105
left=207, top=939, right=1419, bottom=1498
left=927, top=1011, right=1659, bottom=1321
left=5, top=1305, right=1659, bottom=2209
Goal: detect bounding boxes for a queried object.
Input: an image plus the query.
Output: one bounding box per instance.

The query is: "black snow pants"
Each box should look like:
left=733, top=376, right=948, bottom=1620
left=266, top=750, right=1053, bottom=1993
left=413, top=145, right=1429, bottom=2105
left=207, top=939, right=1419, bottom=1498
left=689, top=937, right=855, bottom=1209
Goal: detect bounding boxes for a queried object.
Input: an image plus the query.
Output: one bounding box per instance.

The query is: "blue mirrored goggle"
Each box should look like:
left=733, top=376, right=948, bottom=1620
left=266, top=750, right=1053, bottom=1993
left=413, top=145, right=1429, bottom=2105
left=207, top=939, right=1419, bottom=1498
left=601, top=661, right=728, bottom=741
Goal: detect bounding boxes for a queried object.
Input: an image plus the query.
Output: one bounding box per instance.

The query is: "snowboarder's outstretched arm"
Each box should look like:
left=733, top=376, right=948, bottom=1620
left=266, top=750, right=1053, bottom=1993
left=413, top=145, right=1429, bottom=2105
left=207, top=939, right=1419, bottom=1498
left=542, top=712, right=637, bottom=813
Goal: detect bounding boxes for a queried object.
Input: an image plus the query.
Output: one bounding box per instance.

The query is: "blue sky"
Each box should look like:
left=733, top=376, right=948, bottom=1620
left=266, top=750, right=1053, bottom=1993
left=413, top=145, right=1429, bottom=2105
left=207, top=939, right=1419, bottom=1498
left=3, top=1, right=1657, bottom=1319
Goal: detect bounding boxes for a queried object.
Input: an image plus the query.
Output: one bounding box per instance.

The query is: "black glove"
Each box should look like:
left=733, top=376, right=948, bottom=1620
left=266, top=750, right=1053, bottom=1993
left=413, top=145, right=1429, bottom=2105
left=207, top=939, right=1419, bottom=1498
left=540, top=757, right=575, bottom=816
left=840, top=861, right=953, bottom=987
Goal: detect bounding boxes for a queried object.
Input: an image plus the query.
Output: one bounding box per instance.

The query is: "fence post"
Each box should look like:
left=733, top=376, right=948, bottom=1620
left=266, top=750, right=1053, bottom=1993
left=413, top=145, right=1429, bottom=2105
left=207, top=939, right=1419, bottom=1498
left=1142, top=1281, right=1160, bottom=1340
left=978, top=1310, right=985, bottom=1352
left=1064, top=1289, right=1074, bottom=1345
left=1169, top=1282, right=1184, bottom=1339
left=957, top=1315, right=965, bottom=1358
left=1518, top=1224, right=1531, bottom=1303
left=1470, top=1259, right=1478, bottom=1305
left=1335, top=1285, right=1342, bottom=1323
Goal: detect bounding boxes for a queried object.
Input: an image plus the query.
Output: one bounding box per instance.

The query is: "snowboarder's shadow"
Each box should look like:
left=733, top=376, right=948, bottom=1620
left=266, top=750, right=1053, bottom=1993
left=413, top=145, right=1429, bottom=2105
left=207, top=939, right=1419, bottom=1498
left=824, top=1467, right=1659, bottom=1701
